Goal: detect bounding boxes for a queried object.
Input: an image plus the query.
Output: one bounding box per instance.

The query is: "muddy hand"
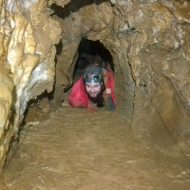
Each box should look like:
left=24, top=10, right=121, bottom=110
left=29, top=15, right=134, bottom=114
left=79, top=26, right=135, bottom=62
left=87, top=103, right=98, bottom=112
left=104, top=95, right=116, bottom=111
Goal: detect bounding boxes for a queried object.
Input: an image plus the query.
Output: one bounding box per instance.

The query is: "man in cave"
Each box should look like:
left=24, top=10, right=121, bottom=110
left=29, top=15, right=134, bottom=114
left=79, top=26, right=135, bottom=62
left=68, top=57, right=116, bottom=111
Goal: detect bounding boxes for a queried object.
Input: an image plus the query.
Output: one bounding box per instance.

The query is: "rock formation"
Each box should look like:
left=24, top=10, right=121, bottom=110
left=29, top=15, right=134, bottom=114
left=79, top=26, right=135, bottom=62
left=0, top=0, right=190, bottom=176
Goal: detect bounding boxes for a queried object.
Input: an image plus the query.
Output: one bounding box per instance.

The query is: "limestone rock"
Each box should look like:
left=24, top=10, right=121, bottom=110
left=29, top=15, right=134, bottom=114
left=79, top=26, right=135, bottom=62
left=0, top=0, right=190, bottom=177
left=0, top=0, right=61, bottom=174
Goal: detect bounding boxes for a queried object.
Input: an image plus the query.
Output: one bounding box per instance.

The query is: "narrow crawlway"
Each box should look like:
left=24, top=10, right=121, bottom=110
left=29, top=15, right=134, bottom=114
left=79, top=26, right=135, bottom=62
left=3, top=104, right=190, bottom=190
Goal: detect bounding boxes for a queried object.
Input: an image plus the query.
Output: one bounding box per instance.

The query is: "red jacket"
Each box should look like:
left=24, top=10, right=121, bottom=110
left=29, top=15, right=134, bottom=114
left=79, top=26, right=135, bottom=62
left=68, top=70, right=116, bottom=108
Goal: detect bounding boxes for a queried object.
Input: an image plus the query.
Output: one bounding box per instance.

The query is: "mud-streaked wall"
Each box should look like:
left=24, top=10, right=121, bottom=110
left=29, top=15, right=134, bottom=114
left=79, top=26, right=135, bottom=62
left=51, top=0, right=190, bottom=134
left=0, top=0, right=190, bottom=176
left=0, top=0, right=61, bottom=174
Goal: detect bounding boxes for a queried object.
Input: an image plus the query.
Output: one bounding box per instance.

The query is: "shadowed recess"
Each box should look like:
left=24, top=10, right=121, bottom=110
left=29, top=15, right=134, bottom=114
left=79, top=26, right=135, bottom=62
left=50, top=0, right=110, bottom=18
left=73, top=38, right=114, bottom=81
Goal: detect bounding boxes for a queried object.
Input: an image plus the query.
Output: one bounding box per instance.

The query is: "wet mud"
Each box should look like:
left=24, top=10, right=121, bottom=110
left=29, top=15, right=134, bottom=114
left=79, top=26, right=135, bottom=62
left=2, top=104, right=190, bottom=190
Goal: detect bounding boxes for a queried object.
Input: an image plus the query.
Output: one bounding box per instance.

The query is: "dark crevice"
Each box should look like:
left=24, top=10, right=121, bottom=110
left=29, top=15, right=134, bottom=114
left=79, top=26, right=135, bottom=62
left=50, top=0, right=109, bottom=19
left=55, top=40, right=63, bottom=56
left=21, top=42, right=65, bottom=124
left=73, top=38, right=114, bottom=82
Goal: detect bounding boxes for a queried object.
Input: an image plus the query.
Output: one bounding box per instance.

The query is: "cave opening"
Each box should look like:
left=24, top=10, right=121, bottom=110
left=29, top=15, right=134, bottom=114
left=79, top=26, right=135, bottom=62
left=72, top=38, right=114, bottom=82
left=20, top=0, right=137, bottom=128
left=2, top=1, right=190, bottom=188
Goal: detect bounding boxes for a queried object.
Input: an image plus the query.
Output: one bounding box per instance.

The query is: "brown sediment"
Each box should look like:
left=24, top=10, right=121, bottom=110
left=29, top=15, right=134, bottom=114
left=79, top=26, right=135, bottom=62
left=0, top=0, right=190, bottom=187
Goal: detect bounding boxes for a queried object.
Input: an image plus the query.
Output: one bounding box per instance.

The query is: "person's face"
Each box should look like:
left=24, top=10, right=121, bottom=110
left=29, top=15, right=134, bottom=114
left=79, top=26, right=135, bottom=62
left=85, top=82, right=101, bottom=98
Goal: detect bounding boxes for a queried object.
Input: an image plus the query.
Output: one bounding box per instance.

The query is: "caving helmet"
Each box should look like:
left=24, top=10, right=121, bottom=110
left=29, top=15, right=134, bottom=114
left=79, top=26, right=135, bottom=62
left=83, top=65, right=104, bottom=86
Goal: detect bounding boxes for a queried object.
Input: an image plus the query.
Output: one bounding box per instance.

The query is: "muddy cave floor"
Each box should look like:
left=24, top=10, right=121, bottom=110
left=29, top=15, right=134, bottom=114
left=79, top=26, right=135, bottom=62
left=1, top=102, right=190, bottom=190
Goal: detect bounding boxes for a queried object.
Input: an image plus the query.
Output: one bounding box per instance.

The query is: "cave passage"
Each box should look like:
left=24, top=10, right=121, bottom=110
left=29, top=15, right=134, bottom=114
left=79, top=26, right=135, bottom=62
left=2, top=1, right=190, bottom=189
left=3, top=35, right=190, bottom=188
left=73, top=38, right=114, bottom=82
left=22, top=38, right=116, bottom=124
left=4, top=35, right=190, bottom=188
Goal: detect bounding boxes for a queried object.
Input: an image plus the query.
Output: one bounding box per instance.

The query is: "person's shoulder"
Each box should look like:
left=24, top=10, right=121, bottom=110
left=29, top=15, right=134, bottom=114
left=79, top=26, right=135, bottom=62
left=73, top=77, right=84, bottom=86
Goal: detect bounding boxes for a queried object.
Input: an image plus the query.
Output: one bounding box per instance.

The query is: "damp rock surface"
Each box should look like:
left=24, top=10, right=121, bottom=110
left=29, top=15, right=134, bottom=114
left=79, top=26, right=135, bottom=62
left=2, top=104, right=190, bottom=190
left=0, top=0, right=190, bottom=180
left=0, top=0, right=61, bottom=173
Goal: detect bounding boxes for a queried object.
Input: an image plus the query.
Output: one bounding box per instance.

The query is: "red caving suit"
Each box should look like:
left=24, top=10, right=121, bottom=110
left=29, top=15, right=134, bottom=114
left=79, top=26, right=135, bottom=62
left=68, top=70, right=116, bottom=108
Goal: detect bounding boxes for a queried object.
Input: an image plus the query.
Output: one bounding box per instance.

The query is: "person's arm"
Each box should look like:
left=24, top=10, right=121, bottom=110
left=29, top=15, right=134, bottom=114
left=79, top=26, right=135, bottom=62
left=68, top=78, right=89, bottom=108
left=102, top=69, right=116, bottom=111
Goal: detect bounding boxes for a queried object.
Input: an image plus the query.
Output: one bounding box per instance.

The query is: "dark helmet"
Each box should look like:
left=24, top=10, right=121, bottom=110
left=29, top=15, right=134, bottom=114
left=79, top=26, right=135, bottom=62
left=83, top=65, right=103, bottom=84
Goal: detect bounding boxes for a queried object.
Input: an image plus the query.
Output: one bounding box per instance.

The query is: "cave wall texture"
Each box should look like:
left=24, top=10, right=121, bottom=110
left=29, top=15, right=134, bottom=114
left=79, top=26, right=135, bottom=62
left=0, top=0, right=190, bottom=175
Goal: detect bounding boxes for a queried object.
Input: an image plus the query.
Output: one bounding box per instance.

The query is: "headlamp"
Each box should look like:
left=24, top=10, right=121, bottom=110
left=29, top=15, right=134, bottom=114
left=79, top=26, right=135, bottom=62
left=84, top=74, right=102, bottom=83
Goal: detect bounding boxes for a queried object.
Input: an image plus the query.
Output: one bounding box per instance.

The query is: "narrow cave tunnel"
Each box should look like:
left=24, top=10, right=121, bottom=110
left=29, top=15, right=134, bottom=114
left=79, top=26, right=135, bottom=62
left=73, top=38, right=114, bottom=80
left=23, top=37, right=118, bottom=124
left=2, top=0, right=190, bottom=189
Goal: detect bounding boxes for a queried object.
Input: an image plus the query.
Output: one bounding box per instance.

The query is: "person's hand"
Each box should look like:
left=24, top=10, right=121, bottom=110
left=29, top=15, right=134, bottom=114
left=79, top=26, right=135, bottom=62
left=87, top=103, right=98, bottom=112
left=103, top=93, right=116, bottom=111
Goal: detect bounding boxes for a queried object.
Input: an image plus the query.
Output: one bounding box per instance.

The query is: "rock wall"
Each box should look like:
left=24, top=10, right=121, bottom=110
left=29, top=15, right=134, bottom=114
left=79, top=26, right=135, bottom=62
left=51, top=0, right=190, bottom=118
left=0, top=0, right=190, bottom=176
left=0, top=0, right=61, bottom=175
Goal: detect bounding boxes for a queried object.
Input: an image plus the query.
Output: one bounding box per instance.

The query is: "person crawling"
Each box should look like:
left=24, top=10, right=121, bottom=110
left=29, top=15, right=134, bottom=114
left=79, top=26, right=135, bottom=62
left=68, top=60, right=116, bottom=111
